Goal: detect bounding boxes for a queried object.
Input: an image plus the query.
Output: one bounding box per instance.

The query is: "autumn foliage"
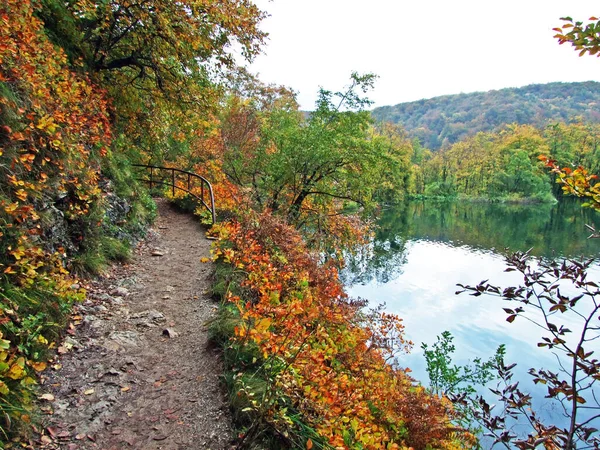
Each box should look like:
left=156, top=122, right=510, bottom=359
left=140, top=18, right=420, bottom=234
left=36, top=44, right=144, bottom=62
left=0, top=0, right=115, bottom=435
left=210, top=213, right=472, bottom=449
left=541, top=155, right=600, bottom=212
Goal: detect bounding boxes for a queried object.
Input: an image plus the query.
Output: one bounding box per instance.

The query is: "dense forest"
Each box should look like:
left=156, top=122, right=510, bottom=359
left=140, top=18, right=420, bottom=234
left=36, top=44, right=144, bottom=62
left=372, top=81, right=600, bottom=150
left=408, top=122, right=600, bottom=201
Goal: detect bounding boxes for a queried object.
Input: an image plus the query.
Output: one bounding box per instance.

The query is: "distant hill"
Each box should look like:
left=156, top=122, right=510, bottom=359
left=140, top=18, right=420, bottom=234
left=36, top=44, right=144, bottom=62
left=371, top=81, right=600, bottom=150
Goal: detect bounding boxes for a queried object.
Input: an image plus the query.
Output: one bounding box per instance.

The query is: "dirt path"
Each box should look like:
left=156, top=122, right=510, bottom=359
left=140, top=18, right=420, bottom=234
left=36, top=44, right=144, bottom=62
left=40, top=199, right=234, bottom=449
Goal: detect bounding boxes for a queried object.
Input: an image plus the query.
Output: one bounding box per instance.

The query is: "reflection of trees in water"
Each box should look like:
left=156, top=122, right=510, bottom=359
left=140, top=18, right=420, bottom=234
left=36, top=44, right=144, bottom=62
left=407, top=199, right=600, bottom=257
left=342, top=203, right=412, bottom=285
left=343, top=199, right=600, bottom=285
left=342, top=237, right=408, bottom=285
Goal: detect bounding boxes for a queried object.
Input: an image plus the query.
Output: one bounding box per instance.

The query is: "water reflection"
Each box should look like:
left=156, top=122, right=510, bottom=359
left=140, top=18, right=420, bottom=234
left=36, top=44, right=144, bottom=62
left=344, top=199, right=600, bottom=286
left=343, top=199, right=600, bottom=428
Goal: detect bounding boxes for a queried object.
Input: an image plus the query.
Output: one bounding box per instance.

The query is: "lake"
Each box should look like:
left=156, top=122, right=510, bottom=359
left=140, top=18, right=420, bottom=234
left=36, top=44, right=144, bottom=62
left=342, top=199, right=600, bottom=430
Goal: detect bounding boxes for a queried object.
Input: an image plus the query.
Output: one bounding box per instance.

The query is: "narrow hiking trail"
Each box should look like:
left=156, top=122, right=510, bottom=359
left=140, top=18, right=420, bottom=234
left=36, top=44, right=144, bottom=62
left=39, top=200, right=234, bottom=449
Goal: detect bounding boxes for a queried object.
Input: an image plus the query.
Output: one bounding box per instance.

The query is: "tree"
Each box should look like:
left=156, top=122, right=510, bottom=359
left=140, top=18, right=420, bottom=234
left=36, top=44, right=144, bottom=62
left=219, top=73, right=412, bottom=250
left=38, top=0, right=267, bottom=160
left=555, top=16, right=600, bottom=57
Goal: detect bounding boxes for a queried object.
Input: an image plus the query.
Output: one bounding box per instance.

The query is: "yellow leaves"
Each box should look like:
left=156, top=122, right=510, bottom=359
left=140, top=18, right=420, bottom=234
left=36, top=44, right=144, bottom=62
left=35, top=115, right=58, bottom=134
left=10, top=246, right=26, bottom=261
left=15, top=189, right=27, bottom=201
left=254, top=317, right=271, bottom=333
left=306, top=438, right=313, bottom=449
left=6, top=357, right=26, bottom=380
left=200, top=257, right=210, bottom=263
left=4, top=202, right=19, bottom=214
left=30, top=361, right=47, bottom=372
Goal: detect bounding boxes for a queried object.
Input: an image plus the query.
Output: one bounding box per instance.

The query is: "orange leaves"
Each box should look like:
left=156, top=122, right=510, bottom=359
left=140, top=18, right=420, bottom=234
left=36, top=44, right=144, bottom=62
left=540, top=156, right=600, bottom=211
left=214, top=213, right=462, bottom=449
left=0, top=3, right=113, bottom=439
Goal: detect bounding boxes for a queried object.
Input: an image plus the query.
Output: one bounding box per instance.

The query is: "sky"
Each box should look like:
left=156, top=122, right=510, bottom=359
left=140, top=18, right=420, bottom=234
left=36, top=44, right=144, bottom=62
left=246, top=0, right=600, bottom=110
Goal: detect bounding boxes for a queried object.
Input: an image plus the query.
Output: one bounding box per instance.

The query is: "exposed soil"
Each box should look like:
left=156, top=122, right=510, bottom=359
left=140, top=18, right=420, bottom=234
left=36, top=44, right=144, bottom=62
left=38, top=199, right=234, bottom=449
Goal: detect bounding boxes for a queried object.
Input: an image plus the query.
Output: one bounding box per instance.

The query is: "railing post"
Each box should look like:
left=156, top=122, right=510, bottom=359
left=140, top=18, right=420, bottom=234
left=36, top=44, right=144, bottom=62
left=209, top=184, right=216, bottom=225
left=187, top=173, right=191, bottom=193
left=172, top=169, right=175, bottom=197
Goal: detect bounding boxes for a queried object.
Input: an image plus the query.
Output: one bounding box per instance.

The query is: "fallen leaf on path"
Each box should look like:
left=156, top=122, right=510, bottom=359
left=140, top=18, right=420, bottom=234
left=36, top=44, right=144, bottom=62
left=120, top=386, right=130, bottom=392
left=151, top=250, right=164, bottom=256
left=46, top=426, right=60, bottom=437
left=31, top=362, right=47, bottom=372
left=40, top=393, right=54, bottom=401
left=83, top=389, right=94, bottom=395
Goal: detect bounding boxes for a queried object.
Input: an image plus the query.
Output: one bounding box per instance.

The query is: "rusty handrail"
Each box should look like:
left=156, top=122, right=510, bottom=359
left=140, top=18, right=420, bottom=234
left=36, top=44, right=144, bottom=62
left=132, top=164, right=216, bottom=224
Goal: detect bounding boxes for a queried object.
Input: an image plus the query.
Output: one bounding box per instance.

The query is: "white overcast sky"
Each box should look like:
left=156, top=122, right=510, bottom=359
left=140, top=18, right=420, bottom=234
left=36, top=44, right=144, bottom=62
left=246, top=0, right=600, bottom=110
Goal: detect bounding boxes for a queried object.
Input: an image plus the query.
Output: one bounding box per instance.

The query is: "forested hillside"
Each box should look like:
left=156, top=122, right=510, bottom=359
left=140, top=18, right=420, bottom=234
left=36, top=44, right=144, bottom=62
left=372, top=81, right=600, bottom=149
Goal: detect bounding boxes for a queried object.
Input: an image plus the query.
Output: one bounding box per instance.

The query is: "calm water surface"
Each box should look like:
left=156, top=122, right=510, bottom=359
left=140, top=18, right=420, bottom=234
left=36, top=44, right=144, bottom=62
left=342, top=199, right=600, bottom=426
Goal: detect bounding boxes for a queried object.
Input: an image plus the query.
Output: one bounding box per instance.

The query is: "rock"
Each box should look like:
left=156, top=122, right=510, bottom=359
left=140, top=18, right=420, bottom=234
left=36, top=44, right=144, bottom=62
left=111, top=287, right=129, bottom=297
left=64, top=337, right=79, bottom=347
left=90, top=400, right=111, bottom=414
left=105, top=368, right=121, bottom=376
left=162, top=328, right=178, bottom=338
left=151, top=250, right=164, bottom=256
left=83, top=315, right=97, bottom=324
left=107, top=331, right=140, bottom=349
left=130, top=310, right=166, bottom=327
left=94, top=305, right=108, bottom=313
left=96, top=293, right=113, bottom=302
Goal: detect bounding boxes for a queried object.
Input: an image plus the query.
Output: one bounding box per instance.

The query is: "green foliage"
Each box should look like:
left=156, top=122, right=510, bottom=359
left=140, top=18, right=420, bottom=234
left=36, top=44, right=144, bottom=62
left=422, top=331, right=505, bottom=398
left=372, top=81, right=600, bottom=150
left=413, top=124, right=569, bottom=201
left=555, top=16, right=600, bottom=57
left=421, top=332, right=505, bottom=447
left=219, top=73, right=414, bottom=251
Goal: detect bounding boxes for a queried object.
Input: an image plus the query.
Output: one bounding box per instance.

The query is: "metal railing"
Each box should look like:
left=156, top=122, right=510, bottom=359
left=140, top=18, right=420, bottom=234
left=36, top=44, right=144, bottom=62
left=132, top=164, right=216, bottom=224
